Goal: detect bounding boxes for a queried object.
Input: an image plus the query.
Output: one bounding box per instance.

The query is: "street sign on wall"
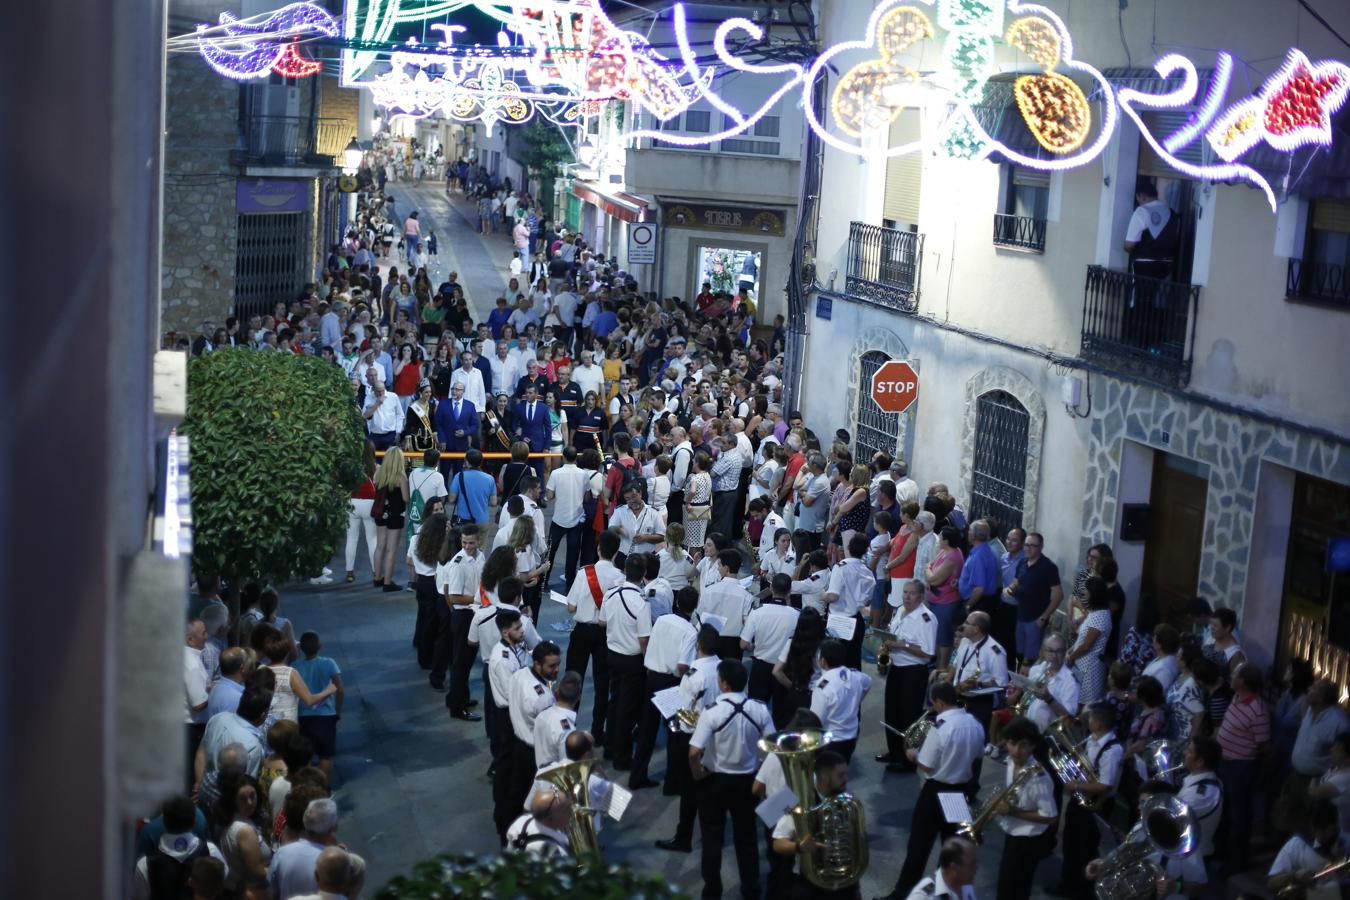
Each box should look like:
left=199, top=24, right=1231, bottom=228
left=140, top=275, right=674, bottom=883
left=871, top=360, right=919, bottom=414
left=628, top=222, right=658, bottom=264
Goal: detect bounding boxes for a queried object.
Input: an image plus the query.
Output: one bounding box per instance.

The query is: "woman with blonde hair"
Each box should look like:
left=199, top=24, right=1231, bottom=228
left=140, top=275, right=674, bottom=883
left=827, top=463, right=872, bottom=563
left=658, top=521, right=696, bottom=588
left=510, top=515, right=550, bottom=620
left=372, top=446, right=410, bottom=591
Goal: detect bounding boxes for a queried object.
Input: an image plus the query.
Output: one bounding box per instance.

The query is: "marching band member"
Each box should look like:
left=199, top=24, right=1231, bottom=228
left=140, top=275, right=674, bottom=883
left=697, top=549, right=754, bottom=660
left=1012, top=634, right=1079, bottom=734
left=488, top=609, right=531, bottom=838
left=1053, top=703, right=1123, bottom=897
left=1175, top=736, right=1223, bottom=887
left=877, top=580, right=937, bottom=773
left=437, top=523, right=486, bottom=721
left=791, top=549, right=831, bottom=616
left=654, top=625, right=723, bottom=854
left=741, top=574, right=801, bottom=703
left=810, top=638, right=873, bottom=761
left=883, top=681, right=984, bottom=900
left=499, top=642, right=562, bottom=847
left=995, top=717, right=1058, bottom=900
left=644, top=553, right=675, bottom=620
left=770, top=750, right=860, bottom=900
left=756, top=708, right=824, bottom=897
left=689, top=660, right=774, bottom=899
left=1268, top=798, right=1343, bottom=897
left=749, top=497, right=787, bottom=564
left=533, top=672, right=584, bottom=769
left=505, top=787, right=572, bottom=858
left=565, top=530, right=623, bottom=748
left=940, top=611, right=1009, bottom=742
left=631, top=589, right=698, bottom=789
left=824, top=534, right=876, bottom=669
left=902, top=837, right=979, bottom=900
left=757, top=527, right=798, bottom=586
left=469, top=576, right=541, bottom=666
left=600, top=555, right=654, bottom=771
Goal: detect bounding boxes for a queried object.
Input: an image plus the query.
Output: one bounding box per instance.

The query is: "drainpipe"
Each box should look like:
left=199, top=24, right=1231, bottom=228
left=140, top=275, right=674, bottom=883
left=784, top=72, right=826, bottom=411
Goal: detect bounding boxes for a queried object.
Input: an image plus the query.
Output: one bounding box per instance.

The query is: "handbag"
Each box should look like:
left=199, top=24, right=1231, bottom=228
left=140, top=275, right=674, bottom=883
left=688, top=504, right=711, bottom=522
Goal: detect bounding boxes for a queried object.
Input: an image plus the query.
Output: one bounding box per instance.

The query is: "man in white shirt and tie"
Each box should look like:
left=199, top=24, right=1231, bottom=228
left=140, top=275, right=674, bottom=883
left=739, top=574, right=799, bottom=709
left=630, top=589, right=698, bottom=790
left=546, top=446, right=592, bottom=590
left=565, top=531, right=624, bottom=748
left=810, top=637, right=873, bottom=761
left=824, top=533, right=877, bottom=669
left=697, top=548, right=754, bottom=660
left=600, top=555, right=653, bottom=772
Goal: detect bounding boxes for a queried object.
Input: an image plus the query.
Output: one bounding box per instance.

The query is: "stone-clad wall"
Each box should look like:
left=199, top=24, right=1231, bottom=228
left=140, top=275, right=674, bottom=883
left=161, top=44, right=239, bottom=337
left=1080, top=376, right=1350, bottom=609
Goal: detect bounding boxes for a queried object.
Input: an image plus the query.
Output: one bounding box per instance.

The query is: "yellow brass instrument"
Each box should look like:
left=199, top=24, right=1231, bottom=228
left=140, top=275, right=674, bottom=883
left=535, top=758, right=602, bottom=862
left=1094, top=794, right=1196, bottom=900
left=1139, top=739, right=1186, bottom=787
left=1045, top=717, right=1109, bottom=811
left=957, top=649, right=982, bottom=697
left=675, top=706, right=701, bottom=731
left=1275, top=856, right=1350, bottom=900
left=902, top=711, right=937, bottom=750
left=1011, top=667, right=1050, bottom=717
left=758, top=727, right=868, bottom=890
left=862, top=627, right=893, bottom=676
left=958, top=761, right=1045, bottom=844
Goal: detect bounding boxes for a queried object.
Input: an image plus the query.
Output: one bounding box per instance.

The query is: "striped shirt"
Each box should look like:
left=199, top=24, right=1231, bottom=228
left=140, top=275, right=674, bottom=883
left=1217, top=693, right=1271, bottom=761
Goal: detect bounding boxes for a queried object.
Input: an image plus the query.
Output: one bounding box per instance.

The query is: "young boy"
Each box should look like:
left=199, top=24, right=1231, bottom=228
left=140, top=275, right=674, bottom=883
left=294, top=631, right=344, bottom=777
left=865, top=510, right=894, bottom=627
left=1056, top=702, right=1123, bottom=896
left=995, top=717, right=1058, bottom=900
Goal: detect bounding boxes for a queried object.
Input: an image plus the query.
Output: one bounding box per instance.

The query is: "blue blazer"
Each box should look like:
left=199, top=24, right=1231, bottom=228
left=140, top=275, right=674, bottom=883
left=434, top=398, right=479, bottom=451
left=514, top=399, right=552, bottom=451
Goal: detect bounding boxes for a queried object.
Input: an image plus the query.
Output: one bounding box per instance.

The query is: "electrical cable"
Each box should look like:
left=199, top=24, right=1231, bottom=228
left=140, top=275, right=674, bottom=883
left=1295, top=0, right=1350, bottom=52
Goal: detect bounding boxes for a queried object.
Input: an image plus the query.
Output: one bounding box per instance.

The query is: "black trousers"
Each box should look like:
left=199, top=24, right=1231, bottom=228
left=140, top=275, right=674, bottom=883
left=668, top=490, right=685, bottom=526
left=495, top=737, right=537, bottom=842
left=484, top=680, right=510, bottom=763
left=891, top=779, right=973, bottom=898
left=824, top=737, right=857, bottom=762
left=884, top=663, right=929, bottom=758
left=665, top=731, right=700, bottom=844
left=547, top=521, right=584, bottom=591
left=997, top=832, right=1051, bottom=900
left=633, top=670, right=680, bottom=781
left=606, top=651, right=645, bottom=766
left=413, top=573, right=438, bottom=669
left=765, top=824, right=795, bottom=898
left=992, top=603, right=1018, bottom=667
left=566, top=622, right=609, bottom=742
left=445, top=607, right=477, bottom=712
left=963, top=694, right=994, bottom=780
left=697, top=772, right=761, bottom=900
left=773, top=684, right=810, bottom=731
left=789, top=877, right=861, bottom=900
left=731, top=468, right=752, bottom=538
left=712, top=490, right=738, bottom=543
left=843, top=614, right=865, bottom=670
left=717, top=635, right=744, bottom=661
left=748, top=658, right=776, bottom=704
left=429, top=599, right=455, bottom=687
left=1060, top=797, right=1112, bottom=895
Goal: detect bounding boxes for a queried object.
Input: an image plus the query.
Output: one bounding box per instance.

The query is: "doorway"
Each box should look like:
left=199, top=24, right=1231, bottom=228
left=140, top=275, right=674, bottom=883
left=1141, top=452, right=1208, bottom=627
left=696, top=245, right=761, bottom=302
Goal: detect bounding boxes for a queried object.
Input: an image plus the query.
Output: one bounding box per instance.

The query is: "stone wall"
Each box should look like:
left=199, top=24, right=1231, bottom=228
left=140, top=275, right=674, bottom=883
left=319, top=74, right=360, bottom=158
left=161, top=42, right=240, bottom=337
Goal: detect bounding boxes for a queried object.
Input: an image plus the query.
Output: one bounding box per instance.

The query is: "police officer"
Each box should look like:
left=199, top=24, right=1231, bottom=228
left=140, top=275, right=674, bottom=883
left=488, top=609, right=531, bottom=837
left=877, top=580, right=937, bottom=772
left=498, top=641, right=562, bottom=845
left=600, top=554, right=653, bottom=770
left=689, top=659, right=773, bottom=899
left=565, top=530, right=623, bottom=747
left=883, top=681, right=984, bottom=900
left=810, top=638, right=873, bottom=761
left=632, top=588, right=698, bottom=790
left=899, top=837, right=979, bottom=900
left=824, top=534, right=876, bottom=669
left=655, top=624, right=722, bottom=854
left=740, top=573, right=801, bottom=705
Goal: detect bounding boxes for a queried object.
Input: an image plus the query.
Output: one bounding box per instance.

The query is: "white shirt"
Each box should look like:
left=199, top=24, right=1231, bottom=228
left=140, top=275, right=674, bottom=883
left=470, top=602, right=542, bottom=662
left=669, top=441, right=694, bottom=491
left=1025, top=660, right=1081, bottom=731
left=893, top=477, right=920, bottom=505
left=740, top=603, right=800, bottom=663
left=888, top=603, right=938, bottom=667
left=647, top=473, right=671, bottom=513
left=645, top=577, right=675, bottom=620
left=690, top=692, right=772, bottom=775
left=504, top=814, right=570, bottom=858
left=1085, top=732, right=1124, bottom=791
left=508, top=665, right=556, bottom=743
left=488, top=640, right=530, bottom=706
left=610, top=502, right=663, bottom=555
left=132, top=835, right=229, bottom=900
left=1142, top=654, right=1180, bottom=693
left=185, top=646, right=210, bottom=724
left=697, top=556, right=723, bottom=594
left=759, top=547, right=797, bottom=580
left=1269, top=834, right=1335, bottom=878
left=810, top=666, right=872, bottom=740
left=449, top=366, right=486, bottom=410
left=566, top=559, right=623, bottom=623
left=601, top=582, right=652, bottom=656
left=495, top=497, right=547, bottom=556
left=1126, top=199, right=1172, bottom=245
left=645, top=613, right=697, bottom=675
left=573, top=363, right=604, bottom=399
left=698, top=578, right=754, bottom=637
left=546, top=464, right=590, bottom=528
left=999, top=761, right=1057, bottom=836
left=657, top=548, right=696, bottom=589
left=365, top=393, right=403, bottom=434
left=952, top=635, right=1010, bottom=689
left=533, top=705, right=578, bottom=768
left=489, top=354, right=519, bottom=396
left=903, top=873, right=976, bottom=900
left=1178, top=770, right=1224, bottom=856
left=917, top=707, right=985, bottom=784
left=791, top=570, right=830, bottom=616
left=756, top=512, right=787, bottom=558
left=825, top=558, right=876, bottom=618
left=436, top=549, right=485, bottom=605
left=754, top=752, right=786, bottom=797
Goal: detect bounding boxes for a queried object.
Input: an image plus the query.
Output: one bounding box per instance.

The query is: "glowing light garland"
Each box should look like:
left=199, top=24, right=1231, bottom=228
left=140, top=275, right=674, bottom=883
left=196, top=2, right=337, bottom=80
left=1206, top=49, right=1350, bottom=162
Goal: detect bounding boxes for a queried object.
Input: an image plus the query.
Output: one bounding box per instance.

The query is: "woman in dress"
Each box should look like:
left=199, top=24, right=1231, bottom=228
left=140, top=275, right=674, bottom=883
left=372, top=446, right=410, bottom=591
left=827, top=464, right=873, bottom=554
left=1067, top=576, right=1113, bottom=703
left=401, top=380, right=437, bottom=452
left=214, top=772, right=273, bottom=898
left=683, top=452, right=714, bottom=553
left=601, top=341, right=624, bottom=401
left=748, top=441, right=783, bottom=503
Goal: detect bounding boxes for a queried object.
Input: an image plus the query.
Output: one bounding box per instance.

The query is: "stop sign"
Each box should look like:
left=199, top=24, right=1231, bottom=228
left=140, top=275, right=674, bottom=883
left=871, top=360, right=919, bottom=414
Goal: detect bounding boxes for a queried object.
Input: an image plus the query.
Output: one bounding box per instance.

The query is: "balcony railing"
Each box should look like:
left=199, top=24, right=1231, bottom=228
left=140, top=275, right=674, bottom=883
left=1080, top=265, right=1200, bottom=385
left=1287, top=258, right=1350, bottom=308
left=992, top=213, right=1047, bottom=253
left=240, top=115, right=343, bottom=166
left=845, top=222, right=924, bottom=312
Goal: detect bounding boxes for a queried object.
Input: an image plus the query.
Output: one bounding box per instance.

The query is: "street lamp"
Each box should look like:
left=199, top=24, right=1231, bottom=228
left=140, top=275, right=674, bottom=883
left=343, top=136, right=363, bottom=175
left=576, top=140, right=598, bottom=168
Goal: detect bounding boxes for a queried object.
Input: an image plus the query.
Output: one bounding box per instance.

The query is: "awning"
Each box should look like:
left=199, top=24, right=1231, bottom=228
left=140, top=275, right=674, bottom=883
left=571, top=180, right=650, bottom=223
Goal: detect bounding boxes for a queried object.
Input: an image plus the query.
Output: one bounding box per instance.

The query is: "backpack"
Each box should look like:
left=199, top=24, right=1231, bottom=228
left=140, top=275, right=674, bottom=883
left=145, top=841, right=210, bottom=900
left=609, top=455, right=644, bottom=504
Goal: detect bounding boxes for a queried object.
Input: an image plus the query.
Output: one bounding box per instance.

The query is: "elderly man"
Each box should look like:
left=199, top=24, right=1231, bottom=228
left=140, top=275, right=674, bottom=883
left=710, top=435, right=743, bottom=542
left=200, top=604, right=228, bottom=684
left=1011, top=634, right=1079, bottom=734
left=729, top=418, right=754, bottom=539
left=959, top=520, right=1000, bottom=620
left=791, top=452, right=830, bottom=552
left=362, top=380, right=403, bottom=450
left=489, top=340, right=519, bottom=397
left=208, top=647, right=248, bottom=719
left=269, top=798, right=340, bottom=899
left=667, top=426, right=693, bottom=526
left=506, top=787, right=573, bottom=857
left=1003, top=532, right=1063, bottom=670
left=1277, top=679, right=1349, bottom=834
left=291, top=846, right=365, bottom=900
left=195, top=687, right=272, bottom=793
left=878, top=580, right=937, bottom=771
left=435, top=381, right=479, bottom=478
left=572, top=349, right=604, bottom=400
left=185, top=620, right=211, bottom=785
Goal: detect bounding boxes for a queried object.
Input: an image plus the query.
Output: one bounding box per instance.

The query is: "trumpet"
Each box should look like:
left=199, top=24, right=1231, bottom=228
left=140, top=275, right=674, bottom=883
left=1045, top=717, right=1110, bottom=811
left=958, top=761, right=1044, bottom=843
left=1276, top=856, right=1350, bottom=899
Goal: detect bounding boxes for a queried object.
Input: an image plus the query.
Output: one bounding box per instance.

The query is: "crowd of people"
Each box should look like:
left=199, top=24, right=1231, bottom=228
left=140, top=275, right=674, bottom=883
left=163, top=174, right=1350, bottom=900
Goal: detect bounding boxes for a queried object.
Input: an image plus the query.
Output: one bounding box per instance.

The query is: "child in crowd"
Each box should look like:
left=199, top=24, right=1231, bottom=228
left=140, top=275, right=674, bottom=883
left=294, top=631, right=344, bottom=777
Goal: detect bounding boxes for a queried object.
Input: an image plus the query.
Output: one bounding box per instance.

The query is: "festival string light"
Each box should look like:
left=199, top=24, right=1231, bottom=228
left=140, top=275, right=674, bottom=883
left=1206, top=48, right=1350, bottom=161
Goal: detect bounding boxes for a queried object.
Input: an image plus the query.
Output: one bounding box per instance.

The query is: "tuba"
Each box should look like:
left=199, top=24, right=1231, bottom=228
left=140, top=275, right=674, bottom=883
left=1045, top=717, right=1109, bottom=811
left=1276, top=856, right=1350, bottom=900
left=535, top=758, right=602, bottom=863
left=1094, top=794, right=1196, bottom=900
left=1139, top=739, right=1186, bottom=787
left=958, top=761, right=1045, bottom=844
left=862, top=628, right=893, bottom=676
left=758, top=728, right=868, bottom=890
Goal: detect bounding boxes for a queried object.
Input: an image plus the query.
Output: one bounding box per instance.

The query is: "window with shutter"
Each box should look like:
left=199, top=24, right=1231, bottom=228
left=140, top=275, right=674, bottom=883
left=883, top=110, right=923, bottom=228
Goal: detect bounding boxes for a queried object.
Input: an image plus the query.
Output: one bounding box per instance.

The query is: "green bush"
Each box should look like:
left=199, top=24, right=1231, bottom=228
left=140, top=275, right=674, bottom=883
left=374, top=852, right=689, bottom=899
left=184, top=348, right=365, bottom=584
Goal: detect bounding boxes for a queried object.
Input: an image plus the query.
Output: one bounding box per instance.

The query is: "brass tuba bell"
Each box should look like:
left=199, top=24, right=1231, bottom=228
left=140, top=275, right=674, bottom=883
left=534, top=758, right=602, bottom=863
left=1094, top=794, right=1196, bottom=900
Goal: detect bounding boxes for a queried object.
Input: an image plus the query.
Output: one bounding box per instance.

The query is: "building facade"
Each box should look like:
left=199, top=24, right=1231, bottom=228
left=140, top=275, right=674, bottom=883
left=800, top=0, right=1350, bottom=675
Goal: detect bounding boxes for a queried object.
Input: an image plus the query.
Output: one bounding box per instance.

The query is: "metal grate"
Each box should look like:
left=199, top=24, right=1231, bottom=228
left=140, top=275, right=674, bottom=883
left=845, top=222, right=924, bottom=312
left=992, top=213, right=1047, bottom=253
left=1287, top=257, right=1350, bottom=308
left=855, top=351, right=902, bottom=465
left=235, top=212, right=305, bottom=322
left=969, top=390, right=1029, bottom=539
left=1080, top=265, right=1200, bottom=386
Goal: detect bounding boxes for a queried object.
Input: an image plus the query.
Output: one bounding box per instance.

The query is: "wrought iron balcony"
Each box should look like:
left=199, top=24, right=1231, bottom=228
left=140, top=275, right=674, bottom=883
left=845, top=222, right=924, bottom=312
left=1287, top=258, right=1350, bottom=308
left=992, top=213, right=1047, bottom=253
left=239, top=115, right=343, bottom=166
left=1080, top=265, right=1200, bottom=386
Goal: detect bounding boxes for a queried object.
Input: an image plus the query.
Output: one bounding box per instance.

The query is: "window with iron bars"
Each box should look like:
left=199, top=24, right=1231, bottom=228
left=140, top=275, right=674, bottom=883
left=854, top=352, right=902, bottom=466
left=968, top=390, right=1029, bottom=539
left=234, top=211, right=305, bottom=323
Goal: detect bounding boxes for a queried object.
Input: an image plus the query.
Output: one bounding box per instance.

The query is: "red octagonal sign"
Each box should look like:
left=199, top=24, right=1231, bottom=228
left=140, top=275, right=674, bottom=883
left=871, top=360, right=919, bottom=414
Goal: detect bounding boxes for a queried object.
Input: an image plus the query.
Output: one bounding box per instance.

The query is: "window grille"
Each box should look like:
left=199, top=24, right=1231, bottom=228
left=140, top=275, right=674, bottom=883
left=969, top=390, right=1029, bottom=538
left=234, top=212, right=304, bottom=322
left=854, top=351, right=902, bottom=465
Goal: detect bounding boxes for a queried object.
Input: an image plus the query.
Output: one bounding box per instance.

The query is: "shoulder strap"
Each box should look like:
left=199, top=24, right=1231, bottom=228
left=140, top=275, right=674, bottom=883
left=584, top=565, right=604, bottom=610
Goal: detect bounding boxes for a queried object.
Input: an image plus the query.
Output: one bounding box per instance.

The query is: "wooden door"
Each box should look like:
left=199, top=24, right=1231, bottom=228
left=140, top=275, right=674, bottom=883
left=1142, top=454, right=1208, bottom=626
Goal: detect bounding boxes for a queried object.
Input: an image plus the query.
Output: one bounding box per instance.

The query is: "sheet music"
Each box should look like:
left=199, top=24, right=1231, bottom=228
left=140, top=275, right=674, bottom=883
left=699, top=613, right=727, bottom=634
left=549, top=589, right=570, bottom=606
left=1008, top=671, right=1035, bottom=689
left=826, top=613, right=858, bottom=640
left=739, top=575, right=757, bottom=590
left=755, top=786, right=798, bottom=828
left=605, top=783, right=633, bottom=821
left=652, top=686, right=684, bottom=719
left=938, top=793, right=972, bottom=824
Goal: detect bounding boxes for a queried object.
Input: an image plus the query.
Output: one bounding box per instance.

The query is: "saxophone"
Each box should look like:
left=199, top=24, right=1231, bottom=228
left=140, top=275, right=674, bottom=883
left=759, top=727, right=869, bottom=890
left=1011, top=666, right=1051, bottom=717
left=958, top=761, right=1045, bottom=843
left=535, top=758, right=602, bottom=862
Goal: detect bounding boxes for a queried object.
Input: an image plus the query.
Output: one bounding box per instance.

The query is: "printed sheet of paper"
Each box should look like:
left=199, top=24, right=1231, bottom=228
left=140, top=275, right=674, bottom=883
left=550, top=589, right=571, bottom=606
left=652, top=686, right=685, bottom=720
left=756, top=786, right=799, bottom=828
left=826, top=613, right=858, bottom=640
left=605, top=783, right=633, bottom=821
left=938, top=793, right=972, bottom=824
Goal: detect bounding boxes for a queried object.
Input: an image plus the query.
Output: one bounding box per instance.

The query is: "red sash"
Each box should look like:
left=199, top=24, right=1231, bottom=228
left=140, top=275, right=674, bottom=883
left=583, top=565, right=604, bottom=610
left=480, top=586, right=492, bottom=608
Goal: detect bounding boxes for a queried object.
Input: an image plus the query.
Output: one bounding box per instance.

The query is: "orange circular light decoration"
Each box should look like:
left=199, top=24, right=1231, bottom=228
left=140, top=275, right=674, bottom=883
left=1014, top=72, right=1091, bottom=153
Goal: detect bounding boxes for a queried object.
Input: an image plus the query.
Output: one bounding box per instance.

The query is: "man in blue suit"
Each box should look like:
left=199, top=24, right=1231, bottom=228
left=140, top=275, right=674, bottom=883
left=435, top=381, right=479, bottom=479
left=513, top=383, right=550, bottom=478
